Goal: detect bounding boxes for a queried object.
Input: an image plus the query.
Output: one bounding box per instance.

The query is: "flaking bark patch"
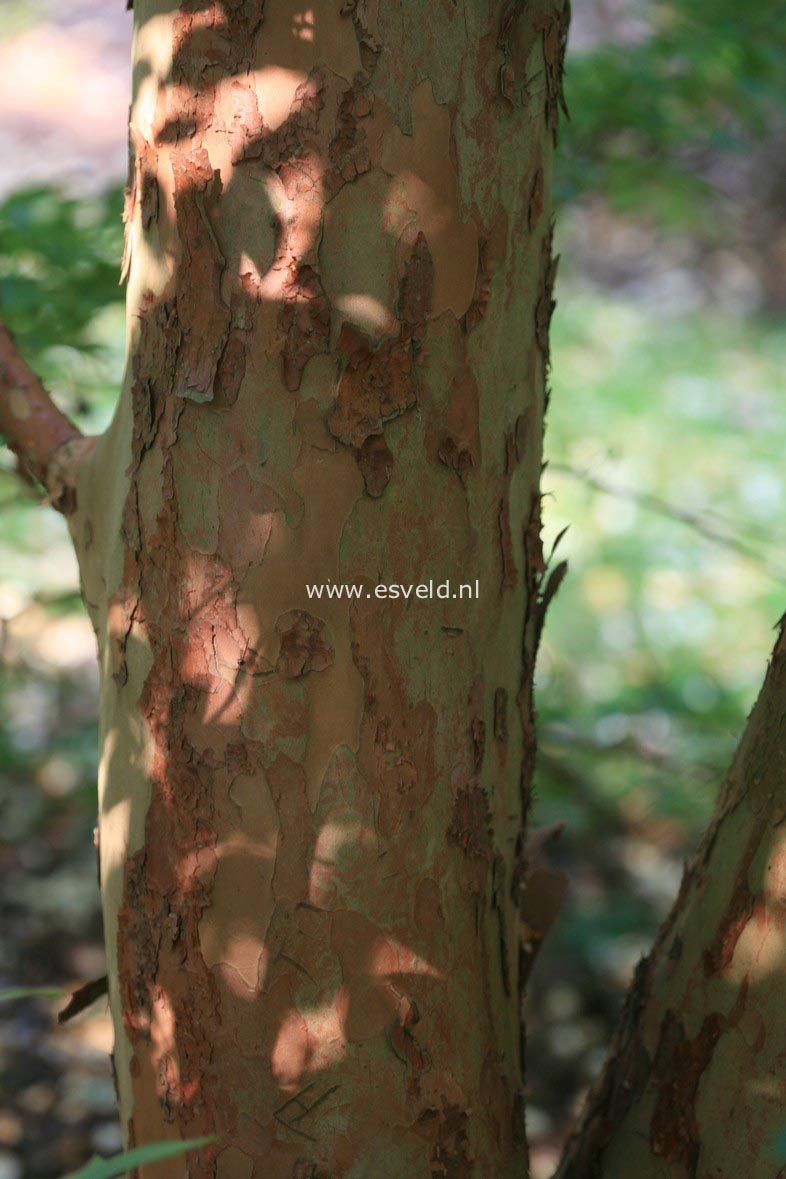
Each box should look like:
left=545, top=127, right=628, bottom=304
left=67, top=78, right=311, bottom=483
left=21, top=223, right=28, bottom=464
left=528, top=168, right=544, bottom=231
left=326, top=229, right=433, bottom=490
left=494, top=688, right=509, bottom=743
left=429, top=1102, right=473, bottom=1178
left=447, top=783, right=493, bottom=864
left=650, top=1011, right=723, bottom=1170
left=497, top=0, right=542, bottom=109
left=535, top=227, right=559, bottom=368
left=232, top=67, right=376, bottom=393
left=275, top=610, right=334, bottom=678
left=171, top=150, right=230, bottom=403
left=328, top=325, right=417, bottom=448
left=538, top=3, right=571, bottom=144
left=702, top=827, right=761, bottom=976
left=355, top=434, right=394, bottom=497
left=462, top=212, right=508, bottom=334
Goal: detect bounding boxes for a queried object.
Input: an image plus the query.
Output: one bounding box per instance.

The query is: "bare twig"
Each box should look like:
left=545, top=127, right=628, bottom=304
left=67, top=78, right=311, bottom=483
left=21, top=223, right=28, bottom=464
left=58, top=975, right=108, bottom=1024
left=548, top=459, right=786, bottom=582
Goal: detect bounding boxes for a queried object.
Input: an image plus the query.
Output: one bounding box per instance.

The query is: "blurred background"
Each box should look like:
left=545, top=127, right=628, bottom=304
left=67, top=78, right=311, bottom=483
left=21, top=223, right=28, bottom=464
left=0, top=1, right=784, bottom=1175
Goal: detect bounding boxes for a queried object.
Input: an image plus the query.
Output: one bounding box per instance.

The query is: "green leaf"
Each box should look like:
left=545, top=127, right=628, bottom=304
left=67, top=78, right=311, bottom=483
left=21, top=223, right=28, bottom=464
left=0, top=986, right=65, bottom=1003
left=62, top=1136, right=216, bottom=1179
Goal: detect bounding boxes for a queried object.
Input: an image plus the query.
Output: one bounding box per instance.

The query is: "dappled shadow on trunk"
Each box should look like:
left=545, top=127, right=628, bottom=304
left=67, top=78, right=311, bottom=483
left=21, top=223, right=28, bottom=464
left=80, top=0, right=568, bottom=1172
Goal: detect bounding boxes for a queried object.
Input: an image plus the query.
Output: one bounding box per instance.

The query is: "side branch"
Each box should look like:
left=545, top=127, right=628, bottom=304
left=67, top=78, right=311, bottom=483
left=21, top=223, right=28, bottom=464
left=557, top=626, right=786, bottom=1177
left=0, top=319, right=86, bottom=512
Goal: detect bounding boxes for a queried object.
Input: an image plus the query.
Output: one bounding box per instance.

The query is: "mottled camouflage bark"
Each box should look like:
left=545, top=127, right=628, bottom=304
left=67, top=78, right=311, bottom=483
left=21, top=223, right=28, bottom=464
left=3, top=0, right=569, bottom=1174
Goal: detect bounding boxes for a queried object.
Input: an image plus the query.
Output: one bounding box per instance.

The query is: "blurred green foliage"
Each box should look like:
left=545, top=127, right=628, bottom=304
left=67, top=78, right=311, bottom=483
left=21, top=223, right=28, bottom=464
left=0, top=186, right=125, bottom=423
left=560, top=0, right=786, bottom=224
left=0, top=187, right=125, bottom=589
left=531, top=0, right=786, bottom=992
left=538, top=277, right=786, bottom=973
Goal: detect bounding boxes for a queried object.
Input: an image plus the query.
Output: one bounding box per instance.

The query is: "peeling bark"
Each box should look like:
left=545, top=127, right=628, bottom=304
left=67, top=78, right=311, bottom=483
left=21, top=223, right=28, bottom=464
left=54, top=0, right=568, bottom=1174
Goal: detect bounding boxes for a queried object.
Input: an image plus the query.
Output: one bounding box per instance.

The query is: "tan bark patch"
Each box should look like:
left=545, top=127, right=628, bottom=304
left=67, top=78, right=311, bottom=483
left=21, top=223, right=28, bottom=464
left=381, top=80, right=478, bottom=319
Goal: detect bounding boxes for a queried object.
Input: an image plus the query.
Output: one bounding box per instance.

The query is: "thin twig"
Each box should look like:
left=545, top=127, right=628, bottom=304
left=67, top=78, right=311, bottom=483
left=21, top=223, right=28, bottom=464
left=548, top=459, right=786, bottom=582
left=58, top=975, right=108, bottom=1024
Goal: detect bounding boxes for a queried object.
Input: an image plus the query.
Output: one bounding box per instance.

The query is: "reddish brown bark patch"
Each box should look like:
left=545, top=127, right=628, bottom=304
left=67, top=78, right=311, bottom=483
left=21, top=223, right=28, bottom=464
left=128, top=294, right=178, bottom=469
left=325, top=228, right=432, bottom=491
left=275, top=610, right=334, bottom=678
left=121, top=129, right=159, bottom=282
left=428, top=1102, right=473, bottom=1178
left=355, top=434, right=394, bottom=497
left=703, top=890, right=760, bottom=977
left=171, top=148, right=230, bottom=402
left=279, top=262, right=332, bottom=394
left=328, top=324, right=417, bottom=449
left=397, top=229, right=434, bottom=337
left=462, top=212, right=507, bottom=333
left=350, top=597, right=438, bottom=840
left=650, top=1010, right=723, bottom=1170
left=213, top=303, right=251, bottom=409
left=328, top=81, right=373, bottom=189
left=447, top=784, right=493, bottom=863
left=471, top=713, right=486, bottom=773
left=702, top=827, right=762, bottom=976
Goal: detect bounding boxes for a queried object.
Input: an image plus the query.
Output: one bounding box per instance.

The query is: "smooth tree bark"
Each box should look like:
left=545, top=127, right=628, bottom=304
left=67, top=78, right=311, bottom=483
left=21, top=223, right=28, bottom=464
left=2, top=1, right=570, bottom=1175
left=557, top=627, right=786, bottom=1179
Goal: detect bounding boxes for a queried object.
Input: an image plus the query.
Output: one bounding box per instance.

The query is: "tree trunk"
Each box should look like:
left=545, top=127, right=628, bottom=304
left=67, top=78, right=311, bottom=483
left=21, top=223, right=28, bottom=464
left=557, top=628, right=786, bottom=1179
left=18, top=1, right=568, bottom=1174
